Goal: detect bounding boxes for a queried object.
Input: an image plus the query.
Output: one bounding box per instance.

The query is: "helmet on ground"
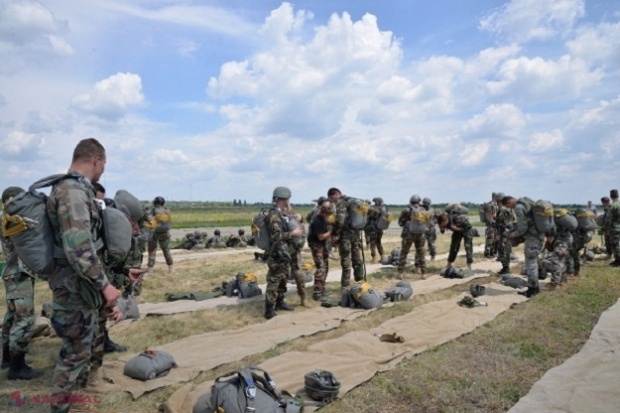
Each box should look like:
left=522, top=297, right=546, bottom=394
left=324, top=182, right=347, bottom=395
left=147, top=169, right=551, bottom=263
left=584, top=250, right=595, bottom=261
left=372, top=197, right=383, bottom=206
left=409, top=195, right=421, bottom=205
left=153, top=196, right=165, bottom=206
left=273, top=186, right=292, bottom=200
left=238, top=229, right=245, bottom=235
left=422, top=197, right=431, bottom=206
left=470, top=284, right=486, bottom=298
left=304, top=370, right=340, bottom=402
left=214, top=229, right=221, bottom=236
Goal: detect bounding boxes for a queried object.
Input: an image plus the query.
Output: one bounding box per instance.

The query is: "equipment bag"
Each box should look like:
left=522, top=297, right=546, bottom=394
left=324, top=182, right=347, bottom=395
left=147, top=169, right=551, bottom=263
left=347, top=282, right=383, bottom=309
left=348, top=198, right=370, bottom=230
left=287, top=216, right=306, bottom=250
left=123, top=350, right=177, bottom=381
left=384, top=280, right=413, bottom=301
left=574, top=209, right=596, bottom=231
left=478, top=203, right=487, bottom=223
left=554, top=208, right=578, bottom=231
left=117, top=296, right=140, bottom=320
left=595, top=214, right=605, bottom=227
left=1, top=174, right=72, bottom=277
left=101, top=207, right=133, bottom=259
left=236, top=272, right=262, bottom=299
left=375, top=206, right=393, bottom=230
left=196, top=365, right=285, bottom=413
left=405, top=205, right=428, bottom=234
left=532, top=200, right=554, bottom=233
left=251, top=209, right=272, bottom=251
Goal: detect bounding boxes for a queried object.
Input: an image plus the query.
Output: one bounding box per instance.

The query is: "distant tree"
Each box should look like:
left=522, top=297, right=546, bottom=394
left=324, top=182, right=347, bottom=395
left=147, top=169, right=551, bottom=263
left=243, top=200, right=247, bottom=206
left=233, top=199, right=237, bottom=206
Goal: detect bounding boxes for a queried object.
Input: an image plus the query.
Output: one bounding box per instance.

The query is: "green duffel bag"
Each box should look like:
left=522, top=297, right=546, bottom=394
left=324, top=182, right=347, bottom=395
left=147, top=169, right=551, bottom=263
left=384, top=280, right=413, bottom=301
left=123, top=350, right=177, bottom=381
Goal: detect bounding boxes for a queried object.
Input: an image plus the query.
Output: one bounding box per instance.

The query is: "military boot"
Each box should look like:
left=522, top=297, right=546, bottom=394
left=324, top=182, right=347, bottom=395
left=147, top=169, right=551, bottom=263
left=275, top=294, right=294, bottom=311
left=467, top=263, right=472, bottom=271
left=264, top=299, right=276, bottom=320
left=84, top=368, right=115, bottom=393
left=420, top=268, right=427, bottom=280
left=103, top=330, right=127, bottom=353
left=610, top=259, right=620, bottom=267
left=518, top=286, right=540, bottom=298
left=147, top=267, right=154, bottom=275
left=430, top=255, right=436, bottom=261
left=300, top=294, right=311, bottom=309
left=397, top=270, right=404, bottom=280
left=498, top=266, right=510, bottom=275
left=7, top=352, right=44, bottom=380
left=1, top=344, right=10, bottom=369
left=168, top=265, right=174, bottom=274
left=370, top=255, right=376, bottom=264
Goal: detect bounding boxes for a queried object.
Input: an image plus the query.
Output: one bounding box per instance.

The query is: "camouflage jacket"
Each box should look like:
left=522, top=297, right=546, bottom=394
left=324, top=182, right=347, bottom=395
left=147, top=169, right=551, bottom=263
left=47, top=170, right=109, bottom=291
left=512, top=197, right=538, bottom=238
left=485, top=202, right=498, bottom=226
left=333, top=196, right=352, bottom=235
left=104, top=236, right=143, bottom=289
left=604, top=200, right=620, bottom=232
left=0, top=220, right=34, bottom=279
left=450, top=213, right=472, bottom=232
left=266, top=207, right=292, bottom=261
left=495, top=206, right=515, bottom=232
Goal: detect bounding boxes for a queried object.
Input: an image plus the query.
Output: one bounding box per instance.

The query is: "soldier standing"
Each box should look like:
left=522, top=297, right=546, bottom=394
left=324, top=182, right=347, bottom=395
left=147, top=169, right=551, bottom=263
left=327, top=188, right=364, bottom=290
left=494, top=192, right=513, bottom=274
left=605, top=189, right=620, bottom=267
left=601, top=196, right=612, bottom=259
left=147, top=196, right=174, bottom=274
left=484, top=193, right=499, bottom=258
left=307, top=202, right=333, bottom=301
left=46, top=138, right=121, bottom=413
left=264, top=187, right=304, bottom=319
left=422, top=197, right=437, bottom=261
left=440, top=204, right=474, bottom=270
left=1, top=187, right=44, bottom=380
left=366, top=197, right=386, bottom=264
left=397, top=195, right=429, bottom=280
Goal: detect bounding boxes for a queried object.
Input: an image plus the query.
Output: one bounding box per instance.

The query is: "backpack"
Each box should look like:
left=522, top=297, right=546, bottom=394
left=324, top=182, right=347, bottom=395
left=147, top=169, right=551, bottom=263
left=1, top=174, right=82, bottom=277
left=595, top=214, right=605, bottom=227
left=405, top=205, right=429, bottom=234
left=153, top=208, right=171, bottom=234
left=532, top=200, right=554, bottom=233
left=384, top=280, right=413, bottom=301
left=445, top=203, right=469, bottom=215
left=287, top=216, right=305, bottom=250
left=343, top=282, right=383, bottom=309
left=554, top=209, right=578, bottom=231
left=478, top=203, right=487, bottom=223
left=194, top=366, right=285, bottom=413
left=375, top=206, right=393, bottom=230
left=101, top=207, right=133, bottom=259
left=347, top=198, right=370, bottom=230
left=236, top=272, right=263, bottom=299
left=251, top=209, right=272, bottom=251
left=574, top=208, right=596, bottom=231
left=123, top=350, right=177, bottom=381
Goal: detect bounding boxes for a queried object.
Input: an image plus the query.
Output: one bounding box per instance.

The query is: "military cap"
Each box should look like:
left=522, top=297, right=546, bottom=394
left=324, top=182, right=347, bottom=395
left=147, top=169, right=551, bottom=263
left=601, top=196, right=610, bottom=203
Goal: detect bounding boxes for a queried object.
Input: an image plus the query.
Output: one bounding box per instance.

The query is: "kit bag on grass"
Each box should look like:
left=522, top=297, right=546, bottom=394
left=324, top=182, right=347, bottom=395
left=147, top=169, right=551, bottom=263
left=251, top=209, right=272, bottom=251
left=384, top=280, right=413, bottom=301
left=348, top=197, right=370, bottom=230
left=193, top=365, right=285, bottom=413
left=236, top=272, right=262, bottom=299
left=554, top=208, right=578, bottom=231
left=375, top=205, right=393, bottom=230
left=123, top=350, right=177, bottom=381
left=346, top=282, right=383, bottom=309
left=405, top=205, right=428, bottom=234
left=574, top=208, right=596, bottom=231
left=532, top=200, right=554, bottom=233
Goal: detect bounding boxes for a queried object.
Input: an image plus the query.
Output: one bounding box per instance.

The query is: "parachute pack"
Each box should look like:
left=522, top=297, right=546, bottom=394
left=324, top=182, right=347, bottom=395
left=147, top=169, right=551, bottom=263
left=341, top=282, right=383, bottom=309
left=574, top=208, right=596, bottom=231
left=405, top=205, right=429, bottom=234
left=554, top=208, right=578, bottom=231
left=375, top=205, right=393, bottom=230
left=152, top=207, right=171, bottom=234
left=532, top=200, right=555, bottom=233
left=251, top=209, right=272, bottom=251
left=347, top=197, right=370, bottom=230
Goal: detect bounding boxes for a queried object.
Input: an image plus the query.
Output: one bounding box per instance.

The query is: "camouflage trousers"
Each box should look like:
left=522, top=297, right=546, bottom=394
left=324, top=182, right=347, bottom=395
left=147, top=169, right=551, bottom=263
left=605, top=232, right=612, bottom=255
left=339, top=230, right=364, bottom=287
left=2, top=274, right=35, bottom=354
left=497, top=232, right=512, bottom=268
left=484, top=225, right=496, bottom=256
left=289, top=247, right=306, bottom=300
left=425, top=229, right=436, bottom=258
left=367, top=229, right=384, bottom=260
left=568, top=234, right=587, bottom=275
left=523, top=235, right=544, bottom=289
left=148, top=237, right=173, bottom=267
left=448, top=231, right=473, bottom=264
left=555, top=231, right=574, bottom=274
left=309, top=241, right=329, bottom=297
left=48, top=266, right=99, bottom=413
left=265, top=257, right=290, bottom=305
left=544, top=242, right=569, bottom=284
left=398, top=233, right=426, bottom=274
left=611, top=231, right=620, bottom=260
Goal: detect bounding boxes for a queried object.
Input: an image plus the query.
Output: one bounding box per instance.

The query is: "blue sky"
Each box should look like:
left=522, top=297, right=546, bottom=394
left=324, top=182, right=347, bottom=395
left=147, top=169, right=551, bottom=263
left=0, top=0, right=619, bottom=204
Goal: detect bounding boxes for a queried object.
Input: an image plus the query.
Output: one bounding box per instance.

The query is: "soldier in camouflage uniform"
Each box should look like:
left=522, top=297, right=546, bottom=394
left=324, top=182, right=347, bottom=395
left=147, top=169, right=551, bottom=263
left=397, top=195, right=429, bottom=279
left=484, top=193, right=499, bottom=258
left=1, top=187, right=44, bottom=380
left=366, top=197, right=386, bottom=264
left=286, top=209, right=311, bottom=308
left=494, top=192, right=513, bottom=274
left=46, top=138, right=121, bottom=413
left=422, top=197, right=437, bottom=261
left=441, top=204, right=474, bottom=270
left=567, top=224, right=589, bottom=276
left=226, top=229, right=248, bottom=248
left=147, top=196, right=174, bottom=274
left=605, top=189, right=620, bottom=266
left=543, top=236, right=569, bottom=288
left=601, top=197, right=612, bottom=258
left=207, top=229, right=227, bottom=248
left=263, top=187, right=304, bottom=319
left=328, top=188, right=364, bottom=289
left=307, top=202, right=333, bottom=301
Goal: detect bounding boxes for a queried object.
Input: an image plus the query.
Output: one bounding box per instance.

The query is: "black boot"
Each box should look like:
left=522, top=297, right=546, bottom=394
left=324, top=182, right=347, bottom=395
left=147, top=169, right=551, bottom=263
left=264, top=299, right=277, bottom=320
left=275, top=294, right=294, bottom=311
left=7, top=352, right=44, bottom=380
left=610, top=260, right=620, bottom=267
left=103, top=330, right=127, bottom=353
left=518, top=286, right=540, bottom=298
left=498, top=266, right=510, bottom=275
left=1, top=345, right=10, bottom=369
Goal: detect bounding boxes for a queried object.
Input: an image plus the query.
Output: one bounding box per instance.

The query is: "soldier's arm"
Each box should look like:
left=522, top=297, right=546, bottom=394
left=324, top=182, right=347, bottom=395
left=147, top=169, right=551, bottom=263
left=269, top=213, right=290, bottom=245
left=511, top=206, right=529, bottom=238
left=332, top=200, right=347, bottom=234
left=460, top=215, right=473, bottom=231
left=398, top=209, right=410, bottom=227
left=56, top=186, right=109, bottom=291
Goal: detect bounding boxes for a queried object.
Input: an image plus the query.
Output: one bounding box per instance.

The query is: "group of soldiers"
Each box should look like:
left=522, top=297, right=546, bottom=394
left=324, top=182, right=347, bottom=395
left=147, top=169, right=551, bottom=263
left=173, top=229, right=254, bottom=250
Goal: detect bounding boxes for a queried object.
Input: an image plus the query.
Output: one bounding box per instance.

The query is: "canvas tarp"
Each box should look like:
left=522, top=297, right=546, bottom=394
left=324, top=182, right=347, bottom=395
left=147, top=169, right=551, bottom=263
left=507, top=297, right=620, bottom=413
left=160, top=282, right=528, bottom=413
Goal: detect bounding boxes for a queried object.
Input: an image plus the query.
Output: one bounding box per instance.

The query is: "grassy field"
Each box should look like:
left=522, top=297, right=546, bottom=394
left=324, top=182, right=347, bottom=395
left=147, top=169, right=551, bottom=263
left=0, top=224, right=617, bottom=412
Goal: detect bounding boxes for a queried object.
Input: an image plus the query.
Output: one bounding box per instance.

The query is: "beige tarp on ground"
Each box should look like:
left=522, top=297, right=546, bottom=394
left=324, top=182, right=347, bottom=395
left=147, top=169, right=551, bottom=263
left=160, top=282, right=527, bottom=413
left=156, top=248, right=262, bottom=263
left=508, top=298, right=620, bottom=413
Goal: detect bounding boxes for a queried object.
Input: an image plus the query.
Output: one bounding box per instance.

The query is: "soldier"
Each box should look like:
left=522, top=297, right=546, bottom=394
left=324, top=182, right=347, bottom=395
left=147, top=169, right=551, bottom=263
left=567, top=218, right=590, bottom=277
left=327, top=188, right=364, bottom=290
left=484, top=193, right=499, bottom=258
left=439, top=204, right=474, bottom=270
left=307, top=202, right=333, bottom=301
left=494, top=192, right=513, bottom=274
left=543, top=233, right=569, bottom=288
left=587, top=200, right=597, bottom=215
left=306, top=196, right=328, bottom=223
left=1, top=187, right=44, bottom=380
left=422, top=197, right=437, bottom=261
left=47, top=138, right=121, bottom=413
left=207, top=229, right=227, bottom=248
left=397, top=195, right=429, bottom=280
left=601, top=196, right=612, bottom=259
left=264, top=186, right=304, bottom=319
left=502, top=196, right=544, bottom=297
left=174, top=233, right=198, bottom=250
left=226, top=229, right=248, bottom=248
left=604, top=189, right=620, bottom=267
left=366, top=197, right=386, bottom=264
left=147, top=196, right=174, bottom=274
left=286, top=208, right=311, bottom=308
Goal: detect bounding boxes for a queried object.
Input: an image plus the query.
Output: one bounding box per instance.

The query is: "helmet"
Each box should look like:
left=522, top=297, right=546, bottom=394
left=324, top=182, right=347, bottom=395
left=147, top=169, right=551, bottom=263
left=313, top=196, right=328, bottom=205
left=272, top=186, right=292, bottom=200
left=409, top=195, right=421, bottom=205
left=238, top=229, right=245, bottom=235
left=422, top=197, right=431, bottom=206
left=1, top=186, right=25, bottom=204
left=194, top=230, right=201, bottom=236
left=372, top=197, right=383, bottom=206
left=304, top=370, right=340, bottom=402
left=214, top=229, right=221, bottom=236
left=495, top=192, right=505, bottom=202
left=114, top=190, right=143, bottom=222
left=153, top=196, right=165, bottom=206
left=470, top=284, right=486, bottom=298
left=492, top=192, right=497, bottom=199
left=584, top=250, right=595, bottom=261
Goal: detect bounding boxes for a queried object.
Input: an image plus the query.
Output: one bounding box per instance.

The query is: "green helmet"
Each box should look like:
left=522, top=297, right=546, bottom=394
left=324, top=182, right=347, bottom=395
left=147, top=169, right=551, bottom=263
left=495, top=192, right=505, bottom=202
left=372, top=197, right=383, bottom=206
left=409, top=195, right=421, bottom=205
left=422, top=197, right=431, bottom=206
left=304, top=370, right=340, bottom=402
left=272, top=186, right=292, bottom=200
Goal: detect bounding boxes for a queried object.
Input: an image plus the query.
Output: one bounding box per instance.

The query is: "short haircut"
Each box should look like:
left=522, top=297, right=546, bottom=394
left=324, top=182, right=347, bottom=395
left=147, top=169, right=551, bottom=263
left=501, top=196, right=515, bottom=206
left=92, top=182, right=105, bottom=195
left=327, top=187, right=341, bottom=197
left=72, top=138, right=106, bottom=163
left=601, top=197, right=610, bottom=203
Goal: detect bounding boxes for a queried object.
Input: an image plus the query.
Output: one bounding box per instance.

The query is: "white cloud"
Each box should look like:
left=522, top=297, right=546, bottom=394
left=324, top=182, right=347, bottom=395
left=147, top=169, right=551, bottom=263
left=0, top=130, right=44, bottom=158
left=462, top=104, right=527, bottom=139
left=566, top=21, right=620, bottom=70
left=460, top=142, right=490, bottom=166
left=153, top=149, right=190, bottom=164
left=528, top=129, right=564, bottom=151
left=177, top=39, right=200, bottom=57
left=480, top=0, right=585, bottom=43
left=71, top=72, right=145, bottom=120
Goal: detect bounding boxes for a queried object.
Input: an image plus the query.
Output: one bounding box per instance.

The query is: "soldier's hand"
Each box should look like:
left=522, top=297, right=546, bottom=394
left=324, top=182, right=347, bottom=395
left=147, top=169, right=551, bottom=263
left=129, top=268, right=147, bottom=282
left=108, top=305, right=124, bottom=323
left=102, top=284, right=119, bottom=308
left=291, top=227, right=304, bottom=237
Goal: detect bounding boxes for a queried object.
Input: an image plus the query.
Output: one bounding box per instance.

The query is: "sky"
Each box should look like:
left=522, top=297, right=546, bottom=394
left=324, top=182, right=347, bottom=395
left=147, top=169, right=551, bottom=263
left=0, top=0, right=619, bottom=205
